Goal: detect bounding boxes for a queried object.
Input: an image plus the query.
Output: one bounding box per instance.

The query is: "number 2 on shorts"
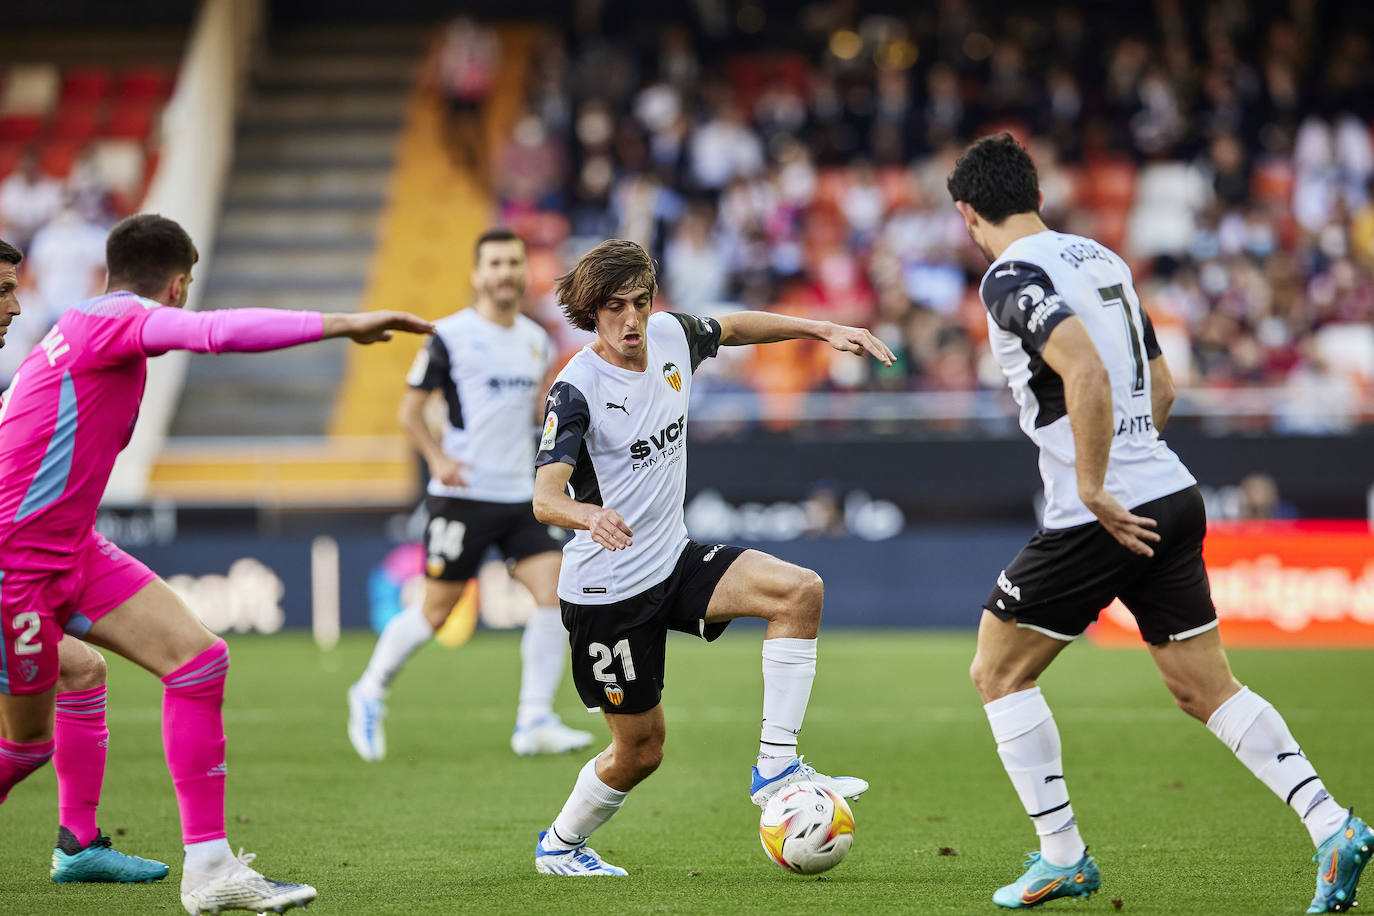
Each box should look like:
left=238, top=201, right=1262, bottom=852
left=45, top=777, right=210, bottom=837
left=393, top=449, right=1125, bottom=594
left=589, top=639, right=636, bottom=682
left=12, top=611, right=42, bottom=656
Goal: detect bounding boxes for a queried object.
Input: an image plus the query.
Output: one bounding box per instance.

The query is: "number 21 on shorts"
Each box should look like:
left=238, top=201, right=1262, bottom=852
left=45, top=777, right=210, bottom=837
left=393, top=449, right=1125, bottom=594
left=589, top=639, right=636, bottom=682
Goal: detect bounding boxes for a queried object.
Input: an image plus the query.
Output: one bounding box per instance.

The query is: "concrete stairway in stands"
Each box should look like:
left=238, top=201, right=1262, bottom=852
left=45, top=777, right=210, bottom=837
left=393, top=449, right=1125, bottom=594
left=168, top=25, right=425, bottom=439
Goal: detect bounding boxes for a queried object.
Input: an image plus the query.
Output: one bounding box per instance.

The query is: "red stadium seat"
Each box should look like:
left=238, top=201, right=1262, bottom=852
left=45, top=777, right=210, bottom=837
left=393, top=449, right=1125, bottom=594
left=1083, top=158, right=1136, bottom=210
left=0, top=114, right=42, bottom=144
left=103, top=100, right=157, bottom=139
left=0, top=142, right=25, bottom=178
left=50, top=101, right=102, bottom=143
left=62, top=67, right=110, bottom=102
left=38, top=140, right=79, bottom=179
left=116, top=67, right=172, bottom=101
left=878, top=166, right=913, bottom=209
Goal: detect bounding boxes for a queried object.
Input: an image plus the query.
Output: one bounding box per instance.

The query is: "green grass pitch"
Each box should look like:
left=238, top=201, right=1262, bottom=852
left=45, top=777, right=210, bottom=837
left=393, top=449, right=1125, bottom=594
left=2, top=629, right=1371, bottom=915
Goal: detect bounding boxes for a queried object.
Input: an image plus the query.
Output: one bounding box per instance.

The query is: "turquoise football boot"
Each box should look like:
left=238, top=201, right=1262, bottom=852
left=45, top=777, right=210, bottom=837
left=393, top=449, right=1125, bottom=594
left=1308, top=810, right=1374, bottom=913
left=993, top=850, right=1100, bottom=908
left=51, top=827, right=169, bottom=883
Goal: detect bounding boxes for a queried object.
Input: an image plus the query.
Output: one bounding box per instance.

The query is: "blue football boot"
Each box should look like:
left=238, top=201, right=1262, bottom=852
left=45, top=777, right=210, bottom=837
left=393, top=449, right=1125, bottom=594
left=993, top=850, right=1100, bottom=908
left=51, top=827, right=169, bottom=883
left=1308, top=810, right=1374, bottom=913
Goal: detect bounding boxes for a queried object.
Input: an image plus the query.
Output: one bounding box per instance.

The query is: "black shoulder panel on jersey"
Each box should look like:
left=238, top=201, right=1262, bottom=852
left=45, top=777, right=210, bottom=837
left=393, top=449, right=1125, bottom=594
left=667, top=311, right=723, bottom=372
left=536, top=381, right=590, bottom=469
left=1024, top=346, right=1068, bottom=429
left=409, top=335, right=463, bottom=429
left=1141, top=307, right=1161, bottom=359
left=981, top=261, right=1076, bottom=355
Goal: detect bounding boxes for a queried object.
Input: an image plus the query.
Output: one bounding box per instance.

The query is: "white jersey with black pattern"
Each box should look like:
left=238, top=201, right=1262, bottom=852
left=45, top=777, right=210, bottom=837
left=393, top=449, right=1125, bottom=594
left=979, top=230, right=1195, bottom=529
left=406, top=308, right=552, bottom=503
left=536, top=310, right=721, bottom=604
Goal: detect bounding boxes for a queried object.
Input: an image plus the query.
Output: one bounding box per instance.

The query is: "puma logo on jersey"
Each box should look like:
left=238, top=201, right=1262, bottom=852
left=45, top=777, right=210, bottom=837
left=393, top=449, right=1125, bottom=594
left=606, top=398, right=628, bottom=414
left=997, top=570, right=1022, bottom=601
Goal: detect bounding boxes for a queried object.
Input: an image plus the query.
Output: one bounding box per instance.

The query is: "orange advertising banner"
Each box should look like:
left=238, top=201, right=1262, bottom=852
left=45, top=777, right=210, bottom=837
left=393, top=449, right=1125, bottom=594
left=1087, top=521, right=1374, bottom=648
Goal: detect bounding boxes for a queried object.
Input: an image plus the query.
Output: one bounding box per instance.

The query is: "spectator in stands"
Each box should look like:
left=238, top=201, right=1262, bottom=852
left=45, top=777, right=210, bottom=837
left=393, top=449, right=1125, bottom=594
left=25, top=202, right=107, bottom=330
left=436, top=16, right=499, bottom=175
left=0, top=152, right=63, bottom=251
left=664, top=203, right=728, bottom=309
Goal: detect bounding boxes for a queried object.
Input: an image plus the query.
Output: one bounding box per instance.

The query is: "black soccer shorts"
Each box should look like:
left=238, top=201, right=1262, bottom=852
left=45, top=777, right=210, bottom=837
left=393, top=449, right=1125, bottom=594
left=423, top=495, right=564, bottom=582
left=984, top=485, right=1217, bottom=645
left=561, top=540, right=747, bottom=715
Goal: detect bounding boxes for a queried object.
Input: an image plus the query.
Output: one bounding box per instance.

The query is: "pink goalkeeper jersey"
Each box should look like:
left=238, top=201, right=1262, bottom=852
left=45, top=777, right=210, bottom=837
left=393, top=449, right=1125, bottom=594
left=0, top=292, right=323, bottom=569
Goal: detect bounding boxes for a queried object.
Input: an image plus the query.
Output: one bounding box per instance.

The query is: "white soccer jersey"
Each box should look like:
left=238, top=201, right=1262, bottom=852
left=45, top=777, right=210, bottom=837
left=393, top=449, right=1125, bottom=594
left=407, top=308, right=552, bottom=503
left=536, top=311, right=722, bottom=604
left=980, top=230, right=1196, bottom=529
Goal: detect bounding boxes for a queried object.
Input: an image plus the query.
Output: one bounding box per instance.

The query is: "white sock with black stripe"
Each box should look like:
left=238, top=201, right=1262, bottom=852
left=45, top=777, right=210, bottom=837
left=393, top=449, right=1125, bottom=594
left=546, top=757, right=628, bottom=851
left=985, top=687, right=1085, bottom=867
left=1206, top=686, right=1347, bottom=847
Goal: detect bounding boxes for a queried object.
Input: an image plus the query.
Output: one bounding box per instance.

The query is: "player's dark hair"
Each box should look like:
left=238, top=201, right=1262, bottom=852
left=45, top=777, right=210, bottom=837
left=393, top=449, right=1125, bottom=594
left=105, top=213, right=198, bottom=297
left=554, top=239, right=657, bottom=332
left=946, top=133, right=1041, bottom=224
left=0, top=239, right=22, bottom=266
left=474, top=227, right=523, bottom=261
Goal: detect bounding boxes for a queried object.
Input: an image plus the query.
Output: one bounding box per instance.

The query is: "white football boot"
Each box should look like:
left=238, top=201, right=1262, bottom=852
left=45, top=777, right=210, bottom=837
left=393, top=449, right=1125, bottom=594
left=510, top=714, right=594, bottom=756
left=534, top=831, right=627, bottom=876
left=346, top=682, right=386, bottom=762
left=180, top=849, right=316, bottom=915
left=750, top=755, right=869, bottom=808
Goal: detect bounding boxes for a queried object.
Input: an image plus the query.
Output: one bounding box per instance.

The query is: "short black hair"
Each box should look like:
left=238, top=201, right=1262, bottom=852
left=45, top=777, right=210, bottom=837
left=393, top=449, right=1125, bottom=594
left=106, top=213, right=198, bottom=297
left=0, top=239, right=22, bottom=266
left=474, top=227, right=523, bottom=261
left=946, top=133, right=1040, bottom=224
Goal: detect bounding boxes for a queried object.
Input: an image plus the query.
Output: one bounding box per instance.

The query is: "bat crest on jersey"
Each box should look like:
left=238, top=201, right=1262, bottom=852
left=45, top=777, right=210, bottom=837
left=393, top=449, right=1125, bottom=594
left=662, top=362, right=682, bottom=392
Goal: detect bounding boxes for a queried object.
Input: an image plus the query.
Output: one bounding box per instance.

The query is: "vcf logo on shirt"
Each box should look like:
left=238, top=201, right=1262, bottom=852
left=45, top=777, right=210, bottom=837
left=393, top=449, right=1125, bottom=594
left=629, top=415, right=685, bottom=470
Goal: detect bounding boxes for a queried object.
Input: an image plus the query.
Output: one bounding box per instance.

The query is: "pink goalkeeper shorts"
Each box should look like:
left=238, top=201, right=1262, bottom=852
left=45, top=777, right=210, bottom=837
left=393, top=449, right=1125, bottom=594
left=0, top=529, right=157, bottom=695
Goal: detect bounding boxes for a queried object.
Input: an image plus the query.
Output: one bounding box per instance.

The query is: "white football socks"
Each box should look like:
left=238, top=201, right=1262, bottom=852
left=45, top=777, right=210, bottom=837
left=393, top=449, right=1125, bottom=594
left=1206, top=686, right=1347, bottom=846
left=355, top=603, right=434, bottom=699
left=183, top=837, right=234, bottom=875
left=757, top=637, right=817, bottom=778
left=547, top=757, right=628, bottom=849
left=517, top=607, right=568, bottom=730
left=985, top=687, right=1085, bottom=867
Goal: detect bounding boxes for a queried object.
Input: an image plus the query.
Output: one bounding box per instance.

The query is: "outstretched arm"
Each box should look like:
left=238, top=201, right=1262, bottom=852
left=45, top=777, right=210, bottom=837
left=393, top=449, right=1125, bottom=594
left=533, top=461, right=633, bottom=551
left=141, top=307, right=433, bottom=356
left=716, top=311, right=894, bottom=365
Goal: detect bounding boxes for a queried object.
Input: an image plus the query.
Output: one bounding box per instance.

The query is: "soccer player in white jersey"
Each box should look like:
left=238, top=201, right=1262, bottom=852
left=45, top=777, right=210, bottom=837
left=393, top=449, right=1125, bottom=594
left=0, top=239, right=168, bottom=884
left=529, top=239, right=894, bottom=876
left=348, top=229, right=592, bottom=759
left=947, top=134, right=1371, bottom=912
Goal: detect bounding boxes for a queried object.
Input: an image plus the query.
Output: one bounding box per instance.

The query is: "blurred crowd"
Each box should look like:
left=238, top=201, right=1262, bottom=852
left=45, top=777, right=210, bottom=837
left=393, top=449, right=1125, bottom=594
left=0, top=62, right=169, bottom=382
left=493, top=0, right=1374, bottom=430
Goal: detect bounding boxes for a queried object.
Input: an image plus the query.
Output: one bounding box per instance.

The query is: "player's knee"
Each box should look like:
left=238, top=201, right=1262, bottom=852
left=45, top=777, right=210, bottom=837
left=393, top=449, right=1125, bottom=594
left=58, top=645, right=107, bottom=692
left=968, top=654, right=1028, bottom=702
left=783, top=568, right=824, bottom=628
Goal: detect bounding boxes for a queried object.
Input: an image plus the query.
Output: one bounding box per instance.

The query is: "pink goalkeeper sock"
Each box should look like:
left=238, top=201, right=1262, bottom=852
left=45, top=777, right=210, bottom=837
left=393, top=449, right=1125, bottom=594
left=0, top=735, right=55, bottom=803
left=54, top=686, right=108, bottom=847
left=161, top=639, right=230, bottom=844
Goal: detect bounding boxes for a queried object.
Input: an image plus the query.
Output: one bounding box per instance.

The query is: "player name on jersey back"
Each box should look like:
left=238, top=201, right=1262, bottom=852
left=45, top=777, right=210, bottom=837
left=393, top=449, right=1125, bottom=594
left=979, top=230, right=1195, bottom=529
left=537, top=311, right=721, bottom=604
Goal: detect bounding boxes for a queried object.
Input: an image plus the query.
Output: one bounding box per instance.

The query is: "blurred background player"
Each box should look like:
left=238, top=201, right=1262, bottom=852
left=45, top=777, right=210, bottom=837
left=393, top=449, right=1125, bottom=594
left=0, top=214, right=433, bottom=915
left=347, top=228, right=593, bottom=760
left=529, top=239, right=890, bottom=875
left=948, top=134, right=1371, bottom=913
left=0, top=237, right=168, bottom=884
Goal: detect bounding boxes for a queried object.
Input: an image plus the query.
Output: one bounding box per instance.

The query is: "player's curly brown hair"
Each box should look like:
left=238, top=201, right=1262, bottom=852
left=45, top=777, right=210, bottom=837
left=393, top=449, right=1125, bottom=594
left=946, top=132, right=1041, bottom=224
left=553, top=239, right=657, bottom=332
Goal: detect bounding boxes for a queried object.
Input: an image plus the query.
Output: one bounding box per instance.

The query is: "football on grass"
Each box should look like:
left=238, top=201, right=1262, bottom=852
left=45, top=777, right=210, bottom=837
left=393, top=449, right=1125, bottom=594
left=758, top=782, right=855, bottom=874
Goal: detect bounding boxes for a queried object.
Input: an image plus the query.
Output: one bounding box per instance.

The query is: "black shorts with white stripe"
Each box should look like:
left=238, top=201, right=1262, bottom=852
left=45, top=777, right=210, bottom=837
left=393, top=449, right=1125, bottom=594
left=984, top=485, right=1217, bottom=645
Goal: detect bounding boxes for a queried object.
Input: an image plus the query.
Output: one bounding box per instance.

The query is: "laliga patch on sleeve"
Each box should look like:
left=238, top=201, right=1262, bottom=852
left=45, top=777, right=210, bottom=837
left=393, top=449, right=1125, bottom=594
left=406, top=348, right=429, bottom=386
left=540, top=413, right=558, bottom=451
